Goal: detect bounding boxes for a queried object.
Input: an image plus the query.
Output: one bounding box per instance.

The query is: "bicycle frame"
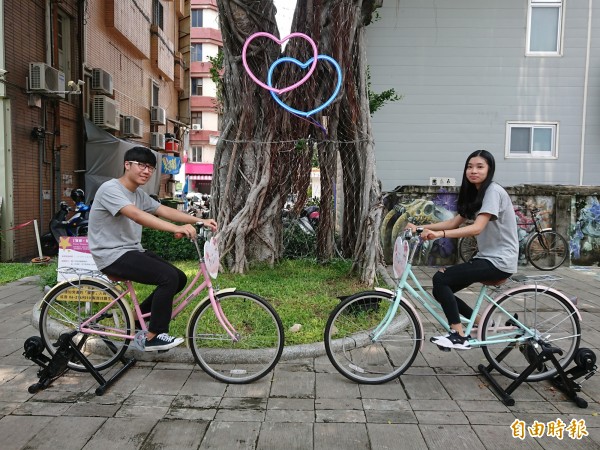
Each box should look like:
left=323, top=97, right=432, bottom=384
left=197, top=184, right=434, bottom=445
left=77, top=239, right=239, bottom=342
left=374, top=233, right=580, bottom=350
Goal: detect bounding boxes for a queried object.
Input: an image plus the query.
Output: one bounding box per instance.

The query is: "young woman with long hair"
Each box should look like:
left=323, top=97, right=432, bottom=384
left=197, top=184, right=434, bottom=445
left=407, top=150, right=518, bottom=350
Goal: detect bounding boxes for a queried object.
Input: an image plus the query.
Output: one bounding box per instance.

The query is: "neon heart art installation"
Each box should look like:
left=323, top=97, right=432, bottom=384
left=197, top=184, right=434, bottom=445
left=267, top=55, right=342, bottom=117
left=242, top=32, right=319, bottom=95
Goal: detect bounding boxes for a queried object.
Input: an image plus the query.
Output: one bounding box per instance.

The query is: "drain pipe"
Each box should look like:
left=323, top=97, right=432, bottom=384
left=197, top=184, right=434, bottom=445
left=579, top=0, right=592, bottom=186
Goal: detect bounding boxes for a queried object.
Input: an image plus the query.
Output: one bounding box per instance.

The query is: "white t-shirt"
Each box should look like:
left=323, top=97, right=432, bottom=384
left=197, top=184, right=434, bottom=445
left=473, top=182, right=519, bottom=274
left=88, top=179, right=160, bottom=270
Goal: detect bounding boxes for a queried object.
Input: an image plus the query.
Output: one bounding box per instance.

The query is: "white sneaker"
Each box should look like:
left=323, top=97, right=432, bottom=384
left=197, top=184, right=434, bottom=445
left=430, top=330, right=472, bottom=350
left=144, top=333, right=184, bottom=352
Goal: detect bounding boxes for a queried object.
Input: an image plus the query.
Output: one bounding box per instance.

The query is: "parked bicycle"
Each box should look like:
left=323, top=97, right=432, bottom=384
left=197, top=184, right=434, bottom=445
left=458, top=206, right=568, bottom=270
left=324, top=228, right=581, bottom=384
left=38, top=225, right=285, bottom=384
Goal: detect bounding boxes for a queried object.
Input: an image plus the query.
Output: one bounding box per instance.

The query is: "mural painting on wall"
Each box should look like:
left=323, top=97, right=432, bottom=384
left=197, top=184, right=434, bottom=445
left=380, top=192, right=557, bottom=267
left=570, top=196, right=600, bottom=266
left=380, top=191, right=457, bottom=266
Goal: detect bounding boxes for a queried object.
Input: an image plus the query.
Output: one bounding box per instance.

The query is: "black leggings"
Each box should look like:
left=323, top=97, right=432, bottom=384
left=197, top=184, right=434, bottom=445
left=101, top=251, right=187, bottom=335
left=432, top=258, right=511, bottom=326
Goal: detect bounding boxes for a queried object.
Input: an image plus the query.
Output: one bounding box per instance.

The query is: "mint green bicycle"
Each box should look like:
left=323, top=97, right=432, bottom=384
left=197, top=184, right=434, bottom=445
left=324, top=229, right=581, bottom=384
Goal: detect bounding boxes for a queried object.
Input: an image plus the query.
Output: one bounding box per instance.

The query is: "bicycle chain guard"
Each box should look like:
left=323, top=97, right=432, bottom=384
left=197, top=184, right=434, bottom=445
left=131, top=330, right=147, bottom=351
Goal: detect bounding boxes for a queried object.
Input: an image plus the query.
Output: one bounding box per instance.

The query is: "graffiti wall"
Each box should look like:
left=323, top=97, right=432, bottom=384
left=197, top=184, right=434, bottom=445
left=381, top=189, right=558, bottom=267
left=570, top=196, right=600, bottom=266
left=381, top=190, right=458, bottom=266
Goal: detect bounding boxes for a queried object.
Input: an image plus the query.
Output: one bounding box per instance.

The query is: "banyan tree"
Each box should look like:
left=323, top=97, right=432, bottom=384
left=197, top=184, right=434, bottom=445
left=212, top=0, right=386, bottom=284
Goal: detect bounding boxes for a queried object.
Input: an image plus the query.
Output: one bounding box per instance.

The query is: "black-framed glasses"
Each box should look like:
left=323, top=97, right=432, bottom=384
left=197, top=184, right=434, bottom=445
left=127, top=161, right=156, bottom=173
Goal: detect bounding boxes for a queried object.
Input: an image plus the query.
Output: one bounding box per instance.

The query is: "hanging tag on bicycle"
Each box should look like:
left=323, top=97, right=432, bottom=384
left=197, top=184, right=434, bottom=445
left=204, top=237, right=220, bottom=279
left=393, top=236, right=410, bottom=278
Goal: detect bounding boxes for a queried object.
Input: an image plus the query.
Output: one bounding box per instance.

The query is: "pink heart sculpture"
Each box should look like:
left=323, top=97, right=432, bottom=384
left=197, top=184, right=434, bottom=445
left=242, top=32, right=319, bottom=95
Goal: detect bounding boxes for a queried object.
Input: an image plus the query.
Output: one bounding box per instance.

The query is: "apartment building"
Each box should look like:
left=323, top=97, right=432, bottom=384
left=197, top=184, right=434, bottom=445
left=0, top=0, right=187, bottom=261
left=187, top=0, right=221, bottom=194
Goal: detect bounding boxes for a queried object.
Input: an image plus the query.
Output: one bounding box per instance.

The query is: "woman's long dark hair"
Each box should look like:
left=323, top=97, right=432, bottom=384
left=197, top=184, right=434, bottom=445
left=457, top=150, right=496, bottom=220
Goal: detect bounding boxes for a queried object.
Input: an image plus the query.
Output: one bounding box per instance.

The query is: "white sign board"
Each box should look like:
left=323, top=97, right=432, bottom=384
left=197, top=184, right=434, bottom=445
left=57, top=237, right=102, bottom=281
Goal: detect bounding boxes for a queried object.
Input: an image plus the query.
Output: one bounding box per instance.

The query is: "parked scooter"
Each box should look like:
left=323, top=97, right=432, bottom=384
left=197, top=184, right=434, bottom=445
left=40, top=189, right=90, bottom=256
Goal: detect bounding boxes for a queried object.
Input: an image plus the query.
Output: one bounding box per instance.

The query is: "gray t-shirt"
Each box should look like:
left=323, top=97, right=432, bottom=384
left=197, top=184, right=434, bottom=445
left=88, top=179, right=161, bottom=270
left=473, top=182, right=519, bottom=274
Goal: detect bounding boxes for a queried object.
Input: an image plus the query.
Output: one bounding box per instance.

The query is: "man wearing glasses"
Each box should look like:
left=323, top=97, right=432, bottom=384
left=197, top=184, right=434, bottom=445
left=88, top=146, right=217, bottom=351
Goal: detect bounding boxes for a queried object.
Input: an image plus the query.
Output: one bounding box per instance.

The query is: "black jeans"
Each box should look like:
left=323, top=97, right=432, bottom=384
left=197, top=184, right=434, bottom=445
left=432, top=258, right=512, bottom=326
left=101, top=251, right=187, bottom=335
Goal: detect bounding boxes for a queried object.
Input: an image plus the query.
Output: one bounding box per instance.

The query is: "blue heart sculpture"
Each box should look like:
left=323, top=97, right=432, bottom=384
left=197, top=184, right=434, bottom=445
left=267, top=55, right=342, bottom=117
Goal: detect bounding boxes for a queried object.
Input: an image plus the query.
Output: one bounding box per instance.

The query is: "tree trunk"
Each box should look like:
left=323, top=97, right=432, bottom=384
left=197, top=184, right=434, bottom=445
left=214, top=0, right=385, bottom=284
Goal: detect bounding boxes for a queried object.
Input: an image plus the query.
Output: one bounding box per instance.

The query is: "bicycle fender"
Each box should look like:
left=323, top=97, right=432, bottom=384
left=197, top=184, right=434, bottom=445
left=478, top=284, right=582, bottom=329
left=374, top=287, right=425, bottom=351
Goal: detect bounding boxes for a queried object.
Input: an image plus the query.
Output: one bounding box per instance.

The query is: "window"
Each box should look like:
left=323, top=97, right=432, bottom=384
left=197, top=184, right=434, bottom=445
left=56, top=10, right=72, bottom=82
left=527, top=0, right=563, bottom=55
left=191, top=112, right=202, bottom=128
left=192, top=9, right=203, bottom=27
left=153, top=0, right=164, bottom=30
left=191, top=44, right=202, bottom=63
left=192, top=78, right=203, bottom=96
left=152, top=82, right=159, bottom=107
left=190, top=146, right=203, bottom=162
left=506, top=122, right=558, bottom=158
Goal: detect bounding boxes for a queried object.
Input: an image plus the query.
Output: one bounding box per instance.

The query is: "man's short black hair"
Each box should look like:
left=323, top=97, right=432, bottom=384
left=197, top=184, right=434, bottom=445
left=124, top=146, right=157, bottom=167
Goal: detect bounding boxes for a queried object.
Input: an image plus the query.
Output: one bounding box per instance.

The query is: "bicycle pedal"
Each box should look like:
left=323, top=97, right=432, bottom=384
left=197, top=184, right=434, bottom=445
left=436, top=344, right=451, bottom=353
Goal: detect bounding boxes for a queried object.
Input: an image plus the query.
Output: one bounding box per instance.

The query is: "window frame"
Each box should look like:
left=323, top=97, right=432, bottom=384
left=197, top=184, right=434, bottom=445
left=191, top=44, right=202, bottom=63
left=153, top=0, right=164, bottom=30
left=191, top=9, right=203, bottom=28
left=191, top=112, right=202, bottom=128
left=190, top=145, right=203, bottom=162
left=56, top=9, right=73, bottom=83
left=526, top=0, right=564, bottom=56
left=192, top=78, right=203, bottom=96
left=505, top=121, right=559, bottom=159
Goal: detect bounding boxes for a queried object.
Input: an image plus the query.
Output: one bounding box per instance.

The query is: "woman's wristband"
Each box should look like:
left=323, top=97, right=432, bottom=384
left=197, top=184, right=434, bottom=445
left=442, top=230, right=446, bottom=238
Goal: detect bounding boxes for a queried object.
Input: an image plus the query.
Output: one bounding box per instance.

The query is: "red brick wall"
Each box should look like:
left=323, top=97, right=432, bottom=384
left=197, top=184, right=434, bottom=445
left=4, top=0, right=82, bottom=260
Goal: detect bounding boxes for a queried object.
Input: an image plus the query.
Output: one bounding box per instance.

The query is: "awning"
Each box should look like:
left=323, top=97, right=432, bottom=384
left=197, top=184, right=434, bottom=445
left=188, top=174, right=212, bottom=181
left=186, top=162, right=213, bottom=175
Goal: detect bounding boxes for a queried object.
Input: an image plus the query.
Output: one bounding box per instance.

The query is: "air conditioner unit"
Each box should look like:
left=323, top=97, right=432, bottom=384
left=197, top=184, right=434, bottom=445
left=191, top=124, right=202, bottom=130
left=151, top=106, right=166, bottom=125
left=28, top=62, right=65, bottom=96
left=91, top=68, right=114, bottom=95
left=93, top=95, right=120, bottom=130
left=151, top=132, right=165, bottom=150
left=121, top=115, right=144, bottom=138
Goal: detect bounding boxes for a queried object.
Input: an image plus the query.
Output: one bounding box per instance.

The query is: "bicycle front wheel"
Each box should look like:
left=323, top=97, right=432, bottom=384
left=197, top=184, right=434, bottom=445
left=187, top=291, right=284, bottom=384
left=324, top=291, right=421, bottom=384
left=526, top=230, right=568, bottom=271
left=480, top=287, right=580, bottom=381
left=38, top=279, right=132, bottom=372
left=458, top=236, right=478, bottom=262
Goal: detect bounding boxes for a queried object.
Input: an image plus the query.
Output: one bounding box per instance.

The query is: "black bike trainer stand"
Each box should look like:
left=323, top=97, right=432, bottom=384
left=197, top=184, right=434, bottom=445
left=479, top=342, right=597, bottom=408
left=23, top=331, right=136, bottom=396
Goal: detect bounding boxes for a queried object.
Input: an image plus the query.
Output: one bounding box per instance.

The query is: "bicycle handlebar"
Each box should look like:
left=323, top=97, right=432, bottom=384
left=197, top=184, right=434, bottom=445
left=174, top=222, right=209, bottom=240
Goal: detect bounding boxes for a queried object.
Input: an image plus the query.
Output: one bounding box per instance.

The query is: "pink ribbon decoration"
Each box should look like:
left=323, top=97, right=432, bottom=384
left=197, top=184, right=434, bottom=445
left=242, top=32, right=319, bottom=95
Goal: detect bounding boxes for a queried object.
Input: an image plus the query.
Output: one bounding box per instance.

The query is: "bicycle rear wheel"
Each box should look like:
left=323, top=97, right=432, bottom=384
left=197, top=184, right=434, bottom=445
left=324, top=291, right=421, bottom=384
left=526, top=230, right=568, bottom=271
left=38, top=279, right=132, bottom=372
left=458, top=236, right=478, bottom=262
left=187, top=291, right=284, bottom=384
left=480, top=287, right=580, bottom=381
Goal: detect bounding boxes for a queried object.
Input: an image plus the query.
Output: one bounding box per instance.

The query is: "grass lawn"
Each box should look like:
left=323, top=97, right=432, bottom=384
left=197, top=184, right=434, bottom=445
left=1, top=258, right=371, bottom=346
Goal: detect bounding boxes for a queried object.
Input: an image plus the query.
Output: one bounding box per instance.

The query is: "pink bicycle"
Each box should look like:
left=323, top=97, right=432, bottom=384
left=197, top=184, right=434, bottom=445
left=38, top=226, right=284, bottom=384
